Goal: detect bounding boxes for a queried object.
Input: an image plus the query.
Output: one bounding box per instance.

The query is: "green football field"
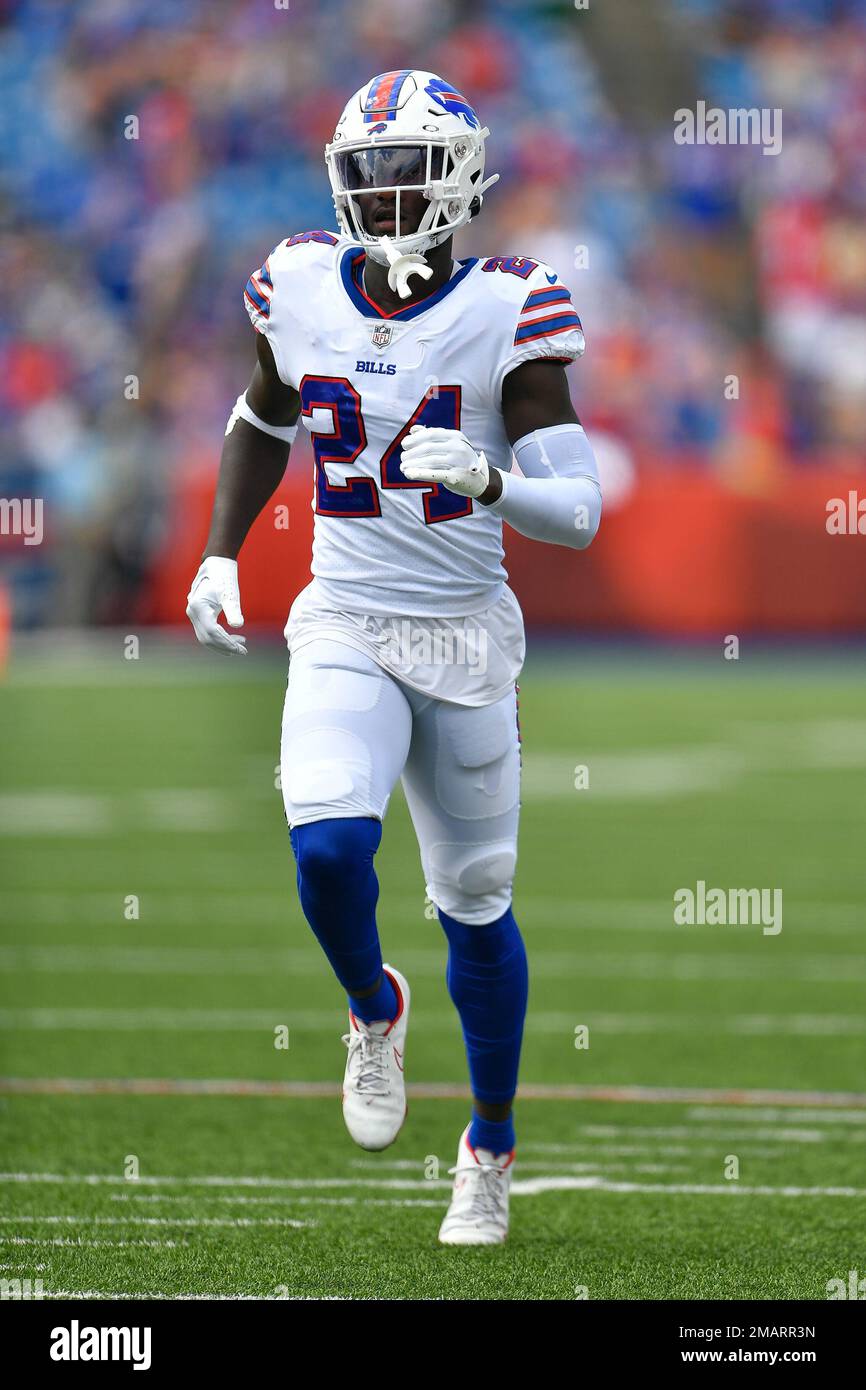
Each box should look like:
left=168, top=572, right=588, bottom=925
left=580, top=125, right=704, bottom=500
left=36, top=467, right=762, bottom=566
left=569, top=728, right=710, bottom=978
left=1, top=638, right=865, bottom=1300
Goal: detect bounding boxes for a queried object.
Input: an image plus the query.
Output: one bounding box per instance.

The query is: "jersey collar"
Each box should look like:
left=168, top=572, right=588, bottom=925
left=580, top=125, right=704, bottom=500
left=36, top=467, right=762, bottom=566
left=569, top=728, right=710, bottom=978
left=339, top=246, right=479, bottom=321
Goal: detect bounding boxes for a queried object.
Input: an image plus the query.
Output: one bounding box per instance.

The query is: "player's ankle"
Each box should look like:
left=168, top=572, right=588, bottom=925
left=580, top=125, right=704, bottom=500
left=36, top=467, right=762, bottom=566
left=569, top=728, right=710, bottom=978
left=469, top=1110, right=515, bottom=1155
left=349, top=971, right=398, bottom=1025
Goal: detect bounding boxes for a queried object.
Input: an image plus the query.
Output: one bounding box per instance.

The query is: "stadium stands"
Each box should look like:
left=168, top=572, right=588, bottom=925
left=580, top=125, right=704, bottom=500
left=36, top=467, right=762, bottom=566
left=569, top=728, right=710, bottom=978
left=1, top=0, right=864, bottom=628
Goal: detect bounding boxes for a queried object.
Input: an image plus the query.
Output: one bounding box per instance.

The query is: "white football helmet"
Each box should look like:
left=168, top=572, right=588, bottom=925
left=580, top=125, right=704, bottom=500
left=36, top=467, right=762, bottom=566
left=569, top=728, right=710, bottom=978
left=325, top=70, right=499, bottom=289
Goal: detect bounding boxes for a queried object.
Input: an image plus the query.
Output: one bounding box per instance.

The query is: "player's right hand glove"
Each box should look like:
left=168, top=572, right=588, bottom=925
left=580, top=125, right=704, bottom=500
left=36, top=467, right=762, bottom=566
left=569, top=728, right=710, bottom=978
left=185, top=556, right=247, bottom=656
left=399, top=426, right=490, bottom=498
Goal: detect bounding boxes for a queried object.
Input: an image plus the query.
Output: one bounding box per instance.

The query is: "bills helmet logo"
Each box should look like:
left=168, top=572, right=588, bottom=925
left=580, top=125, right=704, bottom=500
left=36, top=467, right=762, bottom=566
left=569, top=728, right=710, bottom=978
left=367, top=122, right=389, bottom=135
left=424, top=77, right=479, bottom=130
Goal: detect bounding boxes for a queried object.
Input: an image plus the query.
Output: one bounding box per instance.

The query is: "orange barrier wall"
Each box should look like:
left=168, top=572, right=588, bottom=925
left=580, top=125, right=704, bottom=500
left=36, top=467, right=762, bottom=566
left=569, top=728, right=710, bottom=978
left=146, top=462, right=866, bottom=635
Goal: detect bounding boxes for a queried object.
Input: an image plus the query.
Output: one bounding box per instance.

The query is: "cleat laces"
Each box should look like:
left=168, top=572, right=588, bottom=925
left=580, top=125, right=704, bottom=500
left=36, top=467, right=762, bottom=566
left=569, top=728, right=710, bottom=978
left=342, top=1028, right=392, bottom=1097
left=448, top=1159, right=508, bottom=1224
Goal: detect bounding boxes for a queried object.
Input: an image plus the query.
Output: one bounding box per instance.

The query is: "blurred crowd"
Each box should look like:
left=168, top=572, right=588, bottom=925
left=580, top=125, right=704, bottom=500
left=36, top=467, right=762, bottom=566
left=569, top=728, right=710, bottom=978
left=1, top=0, right=865, bottom=625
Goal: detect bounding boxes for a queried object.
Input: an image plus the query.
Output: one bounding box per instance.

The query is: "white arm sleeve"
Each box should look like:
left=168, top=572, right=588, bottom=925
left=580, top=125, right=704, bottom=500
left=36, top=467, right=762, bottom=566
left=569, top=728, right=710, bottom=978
left=487, top=423, right=602, bottom=550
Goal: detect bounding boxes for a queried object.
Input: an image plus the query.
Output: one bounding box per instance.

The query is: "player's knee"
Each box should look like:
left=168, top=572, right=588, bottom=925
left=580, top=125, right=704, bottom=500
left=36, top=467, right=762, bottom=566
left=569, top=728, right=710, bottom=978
left=428, top=842, right=516, bottom=924
left=291, top=816, right=382, bottom=887
left=457, top=847, right=516, bottom=898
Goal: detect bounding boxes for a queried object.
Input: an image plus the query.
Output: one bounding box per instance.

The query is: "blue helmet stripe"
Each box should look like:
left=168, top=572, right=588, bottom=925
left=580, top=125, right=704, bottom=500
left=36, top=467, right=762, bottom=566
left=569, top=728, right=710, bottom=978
left=364, top=69, right=412, bottom=122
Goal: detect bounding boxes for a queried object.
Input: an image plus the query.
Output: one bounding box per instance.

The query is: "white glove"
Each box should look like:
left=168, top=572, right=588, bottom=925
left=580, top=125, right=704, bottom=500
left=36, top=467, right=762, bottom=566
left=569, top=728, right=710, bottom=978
left=185, top=556, right=247, bottom=656
left=399, top=426, right=490, bottom=499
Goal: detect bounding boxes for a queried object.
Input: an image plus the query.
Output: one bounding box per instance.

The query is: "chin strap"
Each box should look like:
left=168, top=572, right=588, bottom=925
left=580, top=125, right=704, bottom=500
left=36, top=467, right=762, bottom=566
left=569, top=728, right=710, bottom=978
left=377, top=235, right=434, bottom=300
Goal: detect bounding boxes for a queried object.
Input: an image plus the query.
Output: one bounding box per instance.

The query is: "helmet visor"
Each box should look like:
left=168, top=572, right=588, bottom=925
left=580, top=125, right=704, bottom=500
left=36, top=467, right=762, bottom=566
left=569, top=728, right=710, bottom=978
left=336, top=144, right=444, bottom=192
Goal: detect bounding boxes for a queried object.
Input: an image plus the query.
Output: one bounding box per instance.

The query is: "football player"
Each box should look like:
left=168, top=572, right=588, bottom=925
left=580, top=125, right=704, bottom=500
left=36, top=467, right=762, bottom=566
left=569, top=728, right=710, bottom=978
left=187, top=70, right=602, bottom=1245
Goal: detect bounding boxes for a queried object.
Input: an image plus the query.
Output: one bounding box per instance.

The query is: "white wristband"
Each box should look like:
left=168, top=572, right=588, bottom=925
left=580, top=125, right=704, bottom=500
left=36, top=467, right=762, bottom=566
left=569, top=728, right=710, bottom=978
left=226, top=392, right=298, bottom=443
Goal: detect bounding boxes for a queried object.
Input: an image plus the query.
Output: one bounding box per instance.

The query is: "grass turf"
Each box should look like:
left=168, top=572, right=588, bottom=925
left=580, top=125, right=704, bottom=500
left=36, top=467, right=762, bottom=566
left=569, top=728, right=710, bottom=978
left=1, top=640, right=864, bottom=1298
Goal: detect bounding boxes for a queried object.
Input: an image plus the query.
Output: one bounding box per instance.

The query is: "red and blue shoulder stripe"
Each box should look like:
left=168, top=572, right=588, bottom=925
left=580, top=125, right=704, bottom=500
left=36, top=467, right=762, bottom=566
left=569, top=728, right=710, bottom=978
left=244, top=257, right=273, bottom=321
left=514, top=282, right=583, bottom=346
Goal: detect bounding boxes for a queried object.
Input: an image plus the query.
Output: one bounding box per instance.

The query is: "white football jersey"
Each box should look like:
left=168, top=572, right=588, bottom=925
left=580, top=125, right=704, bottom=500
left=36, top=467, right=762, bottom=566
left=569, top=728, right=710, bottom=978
left=244, top=230, right=585, bottom=618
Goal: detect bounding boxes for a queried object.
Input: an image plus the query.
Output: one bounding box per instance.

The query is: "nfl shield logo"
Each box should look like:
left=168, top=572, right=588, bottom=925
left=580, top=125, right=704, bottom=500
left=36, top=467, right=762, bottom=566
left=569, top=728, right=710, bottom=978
left=371, top=322, right=393, bottom=350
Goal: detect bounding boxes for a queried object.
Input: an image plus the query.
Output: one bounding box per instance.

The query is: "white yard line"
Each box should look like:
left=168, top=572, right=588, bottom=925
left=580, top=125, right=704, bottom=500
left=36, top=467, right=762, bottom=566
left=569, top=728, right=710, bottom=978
left=0, top=791, right=236, bottom=835
left=3, top=890, right=864, bottom=934
left=576, top=1123, right=840, bottom=1144
left=0, top=1236, right=184, bottom=1249
left=520, top=749, right=743, bottom=799
left=348, top=1158, right=690, bottom=1174
left=519, top=1142, right=800, bottom=1160
left=0, top=946, right=330, bottom=977
left=5, top=720, right=866, bottom=839
left=686, top=1105, right=866, bottom=1125
left=2, top=1175, right=864, bottom=1221
left=3, top=944, right=864, bottom=984
left=4, top=1169, right=866, bottom=1200
left=0, top=753, right=739, bottom=834
left=0, top=1174, right=452, bottom=1192
left=39, top=1290, right=351, bottom=1301
left=2, top=1008, right=865, bottom=1035
left=510, top=1177, right=866, bottom=1198
left=2, top=1078, right=865, bottom=1106
left=110, top=1193, right=446, bottom=1208
left=0, top=1214, right=316, bottom=1227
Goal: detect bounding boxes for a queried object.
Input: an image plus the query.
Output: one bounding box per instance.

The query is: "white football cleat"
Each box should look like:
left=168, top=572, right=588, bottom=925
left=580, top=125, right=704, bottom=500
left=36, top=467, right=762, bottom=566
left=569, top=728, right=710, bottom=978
left=341, top=964, right=409, bottom=1152
left=438, top=1124, right=514, bottom=1246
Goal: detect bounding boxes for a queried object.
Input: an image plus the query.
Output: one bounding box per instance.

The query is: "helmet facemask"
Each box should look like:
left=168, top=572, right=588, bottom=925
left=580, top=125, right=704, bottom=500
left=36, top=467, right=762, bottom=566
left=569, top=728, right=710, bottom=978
left=326, top=131, right=493, bottom=266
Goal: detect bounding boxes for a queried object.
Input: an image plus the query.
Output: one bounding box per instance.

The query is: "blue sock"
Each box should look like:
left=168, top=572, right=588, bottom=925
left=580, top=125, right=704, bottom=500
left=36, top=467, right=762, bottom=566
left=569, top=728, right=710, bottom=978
left=469, top=1110, right=515, bottom=1156
left=290, top=817, right=389, bottom=1005
left=438, top=906, right=528, bottom=1117
left=349, top=971, right=398, bottom=1026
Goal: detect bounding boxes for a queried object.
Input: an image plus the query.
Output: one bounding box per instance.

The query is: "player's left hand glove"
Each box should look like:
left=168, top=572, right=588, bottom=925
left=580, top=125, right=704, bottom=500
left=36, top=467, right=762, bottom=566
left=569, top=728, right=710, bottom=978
left=399, top=426, right=490, bottom=499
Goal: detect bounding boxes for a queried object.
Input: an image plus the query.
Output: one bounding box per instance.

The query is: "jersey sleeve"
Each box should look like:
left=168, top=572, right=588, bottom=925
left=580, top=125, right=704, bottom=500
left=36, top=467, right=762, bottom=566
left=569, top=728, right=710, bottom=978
left=243, top=230, right=341, bottom=387
left=492, top=262, right=586, bottom=405
left=244, top=243, right=290, bottom=382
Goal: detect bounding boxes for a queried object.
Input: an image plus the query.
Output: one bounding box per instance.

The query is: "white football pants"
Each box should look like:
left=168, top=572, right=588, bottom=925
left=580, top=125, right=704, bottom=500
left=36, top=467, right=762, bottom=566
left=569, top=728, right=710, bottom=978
left=280, top=638, right=521, bottom=926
